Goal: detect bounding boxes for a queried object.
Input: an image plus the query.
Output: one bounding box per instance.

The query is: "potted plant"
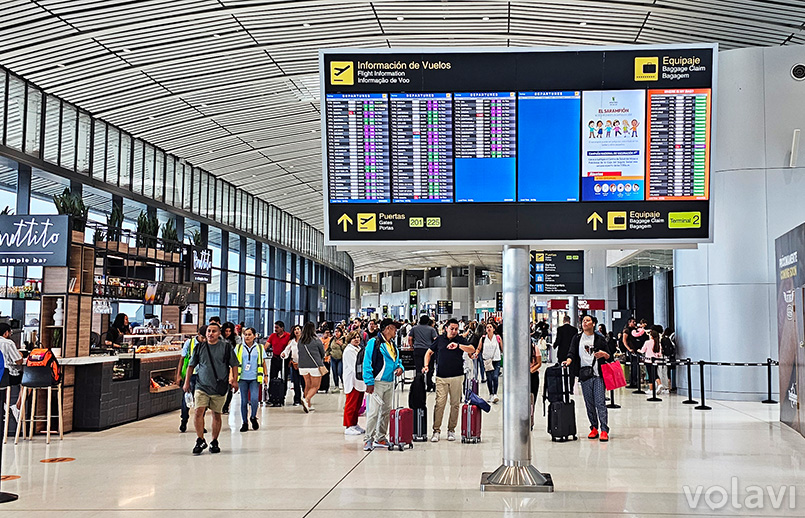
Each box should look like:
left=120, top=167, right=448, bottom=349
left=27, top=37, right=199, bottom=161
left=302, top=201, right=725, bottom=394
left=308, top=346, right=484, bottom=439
left=136, top=211, right=159, bottom=258
left=161, top=218, right=180, bottom=262
left=53, top=188, right=88, bottom=243
left=105, top=204, right=126, bottom=253
left=52, top=328, right=62, bottom=350
left=93, top=227, right=105, bottom=246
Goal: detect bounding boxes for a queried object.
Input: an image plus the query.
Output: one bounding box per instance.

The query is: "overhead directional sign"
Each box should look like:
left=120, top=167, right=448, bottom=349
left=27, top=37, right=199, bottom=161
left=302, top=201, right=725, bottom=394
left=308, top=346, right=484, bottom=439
left=530, top=250, right=585, bottom=295
left=321, top=44, right=716, bottom=246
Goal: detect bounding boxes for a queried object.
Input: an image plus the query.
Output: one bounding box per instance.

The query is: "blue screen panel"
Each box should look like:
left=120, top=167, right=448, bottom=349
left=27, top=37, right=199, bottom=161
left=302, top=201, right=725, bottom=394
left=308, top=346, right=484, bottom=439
left=455, top=158, right=516, bottom=202
left=517, top=92, right=581, bottom=202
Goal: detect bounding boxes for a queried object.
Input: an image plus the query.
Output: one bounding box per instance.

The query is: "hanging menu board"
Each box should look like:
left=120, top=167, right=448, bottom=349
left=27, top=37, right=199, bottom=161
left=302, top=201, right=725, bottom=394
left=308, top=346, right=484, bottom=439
left=321, top=45, right=716, bottom=245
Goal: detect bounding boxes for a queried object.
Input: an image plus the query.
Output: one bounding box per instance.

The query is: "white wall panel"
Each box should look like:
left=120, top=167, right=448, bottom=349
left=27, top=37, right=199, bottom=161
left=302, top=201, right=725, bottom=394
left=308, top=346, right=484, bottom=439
left=714, top=47, right=766, bottom=171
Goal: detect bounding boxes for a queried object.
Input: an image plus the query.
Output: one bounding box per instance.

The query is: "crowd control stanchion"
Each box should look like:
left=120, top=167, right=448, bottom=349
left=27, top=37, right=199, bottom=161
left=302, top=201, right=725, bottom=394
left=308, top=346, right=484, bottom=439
left=632, top=354, right=647, bottom=395
left=646, top=359, right=662, bottom=402
left=762, top=358, right=778, bottom=404
left=682, top=359, right=698, bottom=405
left=694, top=360, right=711, bottom=411
left=606, top=388, right=620, bottom=409
left=0, top=404, right=20, bottom=503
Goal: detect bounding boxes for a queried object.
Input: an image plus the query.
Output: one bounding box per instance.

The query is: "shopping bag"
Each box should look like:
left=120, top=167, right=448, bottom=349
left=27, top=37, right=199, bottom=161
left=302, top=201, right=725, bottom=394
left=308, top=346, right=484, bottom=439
left=601, top=361, right=627, bottom=391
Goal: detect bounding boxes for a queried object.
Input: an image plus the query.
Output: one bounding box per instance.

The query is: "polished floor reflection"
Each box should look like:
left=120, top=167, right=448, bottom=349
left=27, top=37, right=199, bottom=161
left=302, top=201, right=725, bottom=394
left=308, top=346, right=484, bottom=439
left=1, top=379, right=803, bottom=517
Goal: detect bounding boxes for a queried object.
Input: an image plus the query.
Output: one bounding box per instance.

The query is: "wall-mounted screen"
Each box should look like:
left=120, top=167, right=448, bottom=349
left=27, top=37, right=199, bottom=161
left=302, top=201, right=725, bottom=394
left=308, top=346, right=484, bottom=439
left=321, top=45, right=716, bottom=245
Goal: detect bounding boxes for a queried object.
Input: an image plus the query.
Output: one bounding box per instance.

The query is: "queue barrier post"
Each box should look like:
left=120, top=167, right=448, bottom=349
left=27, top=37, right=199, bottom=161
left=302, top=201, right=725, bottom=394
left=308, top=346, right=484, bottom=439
left=682, top=359, right=698, bottom=405
left=0, top=398, right=19, bottom=503
left=606, top=388, right=621, bottom=409
left=646, top=359, right=662, bottom=402
left=694, top=360, right=711, bottom=411
left=762, top=357, right=778, bottom=404
left=632, top=354, right=647, bottom=395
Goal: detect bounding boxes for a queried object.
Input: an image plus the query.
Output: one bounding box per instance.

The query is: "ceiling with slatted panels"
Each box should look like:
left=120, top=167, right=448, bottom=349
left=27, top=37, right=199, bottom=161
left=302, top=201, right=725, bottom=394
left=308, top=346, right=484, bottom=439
left=1, top=0, right=803, bottom=275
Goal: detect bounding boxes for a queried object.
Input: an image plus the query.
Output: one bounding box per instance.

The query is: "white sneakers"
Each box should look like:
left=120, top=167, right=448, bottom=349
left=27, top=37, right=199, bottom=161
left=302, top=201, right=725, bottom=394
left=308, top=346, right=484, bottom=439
left=431, top=432, right=440, bottom=442
left=345, top=426, right=362, bottom=435
left=301, top=399, right=310, bottom=413
left=492, top=395, right=500, bottom=404
left=447, top=431, right=456, bottom=442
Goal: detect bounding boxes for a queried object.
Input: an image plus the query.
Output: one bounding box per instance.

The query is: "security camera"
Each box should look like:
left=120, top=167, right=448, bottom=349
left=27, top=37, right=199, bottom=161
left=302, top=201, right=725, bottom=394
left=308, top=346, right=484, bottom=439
left=792, top=63, right=805, bottom=81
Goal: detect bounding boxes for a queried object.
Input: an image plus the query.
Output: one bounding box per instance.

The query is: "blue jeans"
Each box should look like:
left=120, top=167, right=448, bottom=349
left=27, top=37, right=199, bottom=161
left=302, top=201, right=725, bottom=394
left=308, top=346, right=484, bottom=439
left=330, top=358, right=343, bottom=387
left=486, top=360, right=500, bottom=396
left=238, top=379, right=260, bottom=422
left=180, top=374, right=197, bottom=421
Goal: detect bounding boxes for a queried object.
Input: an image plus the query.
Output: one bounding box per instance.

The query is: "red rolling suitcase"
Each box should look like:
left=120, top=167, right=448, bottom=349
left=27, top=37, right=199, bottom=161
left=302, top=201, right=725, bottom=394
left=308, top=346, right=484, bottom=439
left=389, top=377, right=414, bottom=451
left=461, top=402, right=482, bottom=443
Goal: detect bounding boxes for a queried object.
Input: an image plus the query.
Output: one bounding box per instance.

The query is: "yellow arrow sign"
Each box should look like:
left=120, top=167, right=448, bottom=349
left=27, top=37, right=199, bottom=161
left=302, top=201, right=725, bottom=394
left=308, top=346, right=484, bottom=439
left=337, top=213, right=353, bottom=232
left=587, top=212, right=603, bottom=231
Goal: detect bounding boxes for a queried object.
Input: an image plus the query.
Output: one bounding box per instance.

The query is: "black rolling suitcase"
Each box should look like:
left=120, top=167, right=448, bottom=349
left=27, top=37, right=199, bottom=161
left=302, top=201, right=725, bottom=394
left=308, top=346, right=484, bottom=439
left=268, top=361, right=287, bottom=407
left=545, top=365, right=577, bottom=442
left=318, top=360, right=331, bottom=393
left=409, top=374, right=428, bottom=441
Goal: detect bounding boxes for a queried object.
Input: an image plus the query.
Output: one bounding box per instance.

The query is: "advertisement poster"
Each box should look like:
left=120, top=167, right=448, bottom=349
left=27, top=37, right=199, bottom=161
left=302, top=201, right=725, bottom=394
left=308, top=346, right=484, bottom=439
left=775, top=223, right=805, bottom=437
left=581, top=90, right=646, bottom=201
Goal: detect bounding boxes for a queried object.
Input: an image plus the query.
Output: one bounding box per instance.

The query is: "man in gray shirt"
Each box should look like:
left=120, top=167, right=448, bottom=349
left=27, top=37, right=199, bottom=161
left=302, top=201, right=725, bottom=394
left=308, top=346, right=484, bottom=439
left=184, top=322, right=239, bottom=455
left=409, top=315, right=438, bottom=391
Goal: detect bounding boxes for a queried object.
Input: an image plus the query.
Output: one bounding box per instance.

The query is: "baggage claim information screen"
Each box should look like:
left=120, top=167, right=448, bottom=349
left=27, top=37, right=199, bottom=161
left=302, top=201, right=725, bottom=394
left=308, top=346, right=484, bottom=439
left=321, top=45, right=716, bottom=245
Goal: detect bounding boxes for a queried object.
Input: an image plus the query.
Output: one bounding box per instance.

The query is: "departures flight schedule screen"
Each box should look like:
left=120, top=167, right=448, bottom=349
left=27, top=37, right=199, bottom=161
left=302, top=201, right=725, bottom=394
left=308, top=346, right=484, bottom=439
left=322, top=46, right=716, bottom=243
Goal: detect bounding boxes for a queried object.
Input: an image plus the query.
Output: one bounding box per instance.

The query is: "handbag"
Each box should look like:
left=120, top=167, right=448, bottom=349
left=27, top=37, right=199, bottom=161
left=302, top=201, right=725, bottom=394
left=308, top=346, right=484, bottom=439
left=601, top=361, right=627, bottom=391
left=204, top=342, right=231, bottom=396
left=303, top=341, right=329, bottom=375
left=483, top=358, right=494, bottom=371
left=578, top=365, right=595, bottom=382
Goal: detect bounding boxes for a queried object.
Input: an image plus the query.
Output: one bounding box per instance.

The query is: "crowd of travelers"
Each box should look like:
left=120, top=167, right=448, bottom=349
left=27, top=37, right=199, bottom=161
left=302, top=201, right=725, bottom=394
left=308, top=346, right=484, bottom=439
left=171, top=312, right=676, bottom=455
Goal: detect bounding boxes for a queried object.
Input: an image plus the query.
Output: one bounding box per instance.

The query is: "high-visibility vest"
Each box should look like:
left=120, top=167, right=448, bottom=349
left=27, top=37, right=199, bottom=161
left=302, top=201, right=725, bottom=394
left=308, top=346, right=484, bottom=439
left=180, top=337, right=198, bottom=379
left=236, top=343, right=265, bottom=383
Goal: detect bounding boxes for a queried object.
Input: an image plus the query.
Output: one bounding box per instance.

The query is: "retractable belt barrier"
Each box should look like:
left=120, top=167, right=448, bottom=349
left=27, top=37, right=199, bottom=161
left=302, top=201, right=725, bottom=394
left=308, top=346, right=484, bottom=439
left=604, top=356, right=779, bottom=412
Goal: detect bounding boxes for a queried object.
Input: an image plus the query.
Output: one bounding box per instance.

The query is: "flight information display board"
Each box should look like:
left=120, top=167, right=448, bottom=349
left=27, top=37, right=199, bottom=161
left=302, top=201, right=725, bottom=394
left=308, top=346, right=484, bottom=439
left=321, top=45, right=716, bottom=245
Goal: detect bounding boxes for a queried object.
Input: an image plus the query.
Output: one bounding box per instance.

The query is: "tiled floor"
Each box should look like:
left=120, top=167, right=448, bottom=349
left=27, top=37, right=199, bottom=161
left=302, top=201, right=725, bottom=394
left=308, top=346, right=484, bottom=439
left=1, top=379, right=803, bottom=517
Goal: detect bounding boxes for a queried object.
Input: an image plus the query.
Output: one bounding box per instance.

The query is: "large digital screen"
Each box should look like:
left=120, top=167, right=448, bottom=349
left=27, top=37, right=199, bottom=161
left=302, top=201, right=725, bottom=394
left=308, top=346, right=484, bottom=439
left=321, top=45, right=716, bottom=245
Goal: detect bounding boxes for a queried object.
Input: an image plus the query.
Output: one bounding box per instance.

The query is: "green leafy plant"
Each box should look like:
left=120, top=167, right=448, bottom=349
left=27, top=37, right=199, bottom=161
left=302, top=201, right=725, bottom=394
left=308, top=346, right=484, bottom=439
left=161, top=218, right=179, bottom=253
left=188, top=229, right=206, bottom=248
left=106, top=204, right=124, bottom=242
left=93, top=227, right=105, bottom=243
left=52, top=328, right=62, bottom=349
left=0, top=206, right=13, bottom=216
left=136, top=211, right=159, bottom=248
left=52, top=188, right=88, bottom=231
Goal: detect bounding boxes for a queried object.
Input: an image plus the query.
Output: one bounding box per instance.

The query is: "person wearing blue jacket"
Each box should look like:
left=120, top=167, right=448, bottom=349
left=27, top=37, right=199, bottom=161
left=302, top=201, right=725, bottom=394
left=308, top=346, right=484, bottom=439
left=363, top=318, right=403, bottom=451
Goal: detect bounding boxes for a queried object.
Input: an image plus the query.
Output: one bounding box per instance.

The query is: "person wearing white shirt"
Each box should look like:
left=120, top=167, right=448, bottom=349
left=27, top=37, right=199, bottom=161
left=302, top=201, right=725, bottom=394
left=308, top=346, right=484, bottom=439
left=0, top=323, right=23, bottom=422
left=280, top=325, right=304, bottom=406
left=341, top=331, right=366, bottom=435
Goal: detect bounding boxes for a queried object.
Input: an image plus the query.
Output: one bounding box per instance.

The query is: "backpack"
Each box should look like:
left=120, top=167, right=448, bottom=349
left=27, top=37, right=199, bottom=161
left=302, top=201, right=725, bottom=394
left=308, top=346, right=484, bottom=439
left=23, top=348, right=61, bottom=386
left=355, top=338, right=383, bottom=381
left=542, top=364, right=564, bottom=404
left=661, top=336, right=676, bottom=358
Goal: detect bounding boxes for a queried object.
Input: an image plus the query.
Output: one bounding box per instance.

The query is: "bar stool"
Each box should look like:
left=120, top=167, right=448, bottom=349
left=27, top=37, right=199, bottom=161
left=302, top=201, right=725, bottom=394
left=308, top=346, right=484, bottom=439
left=15, top=367, right=63, bottom=445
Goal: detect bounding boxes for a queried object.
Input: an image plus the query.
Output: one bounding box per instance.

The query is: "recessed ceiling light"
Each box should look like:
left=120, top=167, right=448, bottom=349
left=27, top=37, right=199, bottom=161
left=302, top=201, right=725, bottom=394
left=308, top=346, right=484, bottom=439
left=397, top=16, right=404, bottom=21
left=579, top=22, right=587, bottom=26
left=482, top=17, right=490, bottom=21
left=311, top=129, right=316, bottom=133
left=213, top=33, right=221, bottom=38
left=252, top=174, right=256, bottom=177
left=200, top=103, right=207, bottom=108
left=303, top=23, right=310, bottom=27
left=57, top=63, right=66, bottom=68
left=208, top=150, right=214, bottom=153
left=148, top=115, right=155, bottom=120
left=122, top=48, right=131, bottom=53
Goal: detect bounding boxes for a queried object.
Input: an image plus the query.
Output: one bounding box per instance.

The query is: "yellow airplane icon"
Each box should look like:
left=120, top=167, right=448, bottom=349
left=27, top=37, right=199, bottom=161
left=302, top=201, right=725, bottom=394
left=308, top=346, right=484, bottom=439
left=330, top=61, right=354, bottom=85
